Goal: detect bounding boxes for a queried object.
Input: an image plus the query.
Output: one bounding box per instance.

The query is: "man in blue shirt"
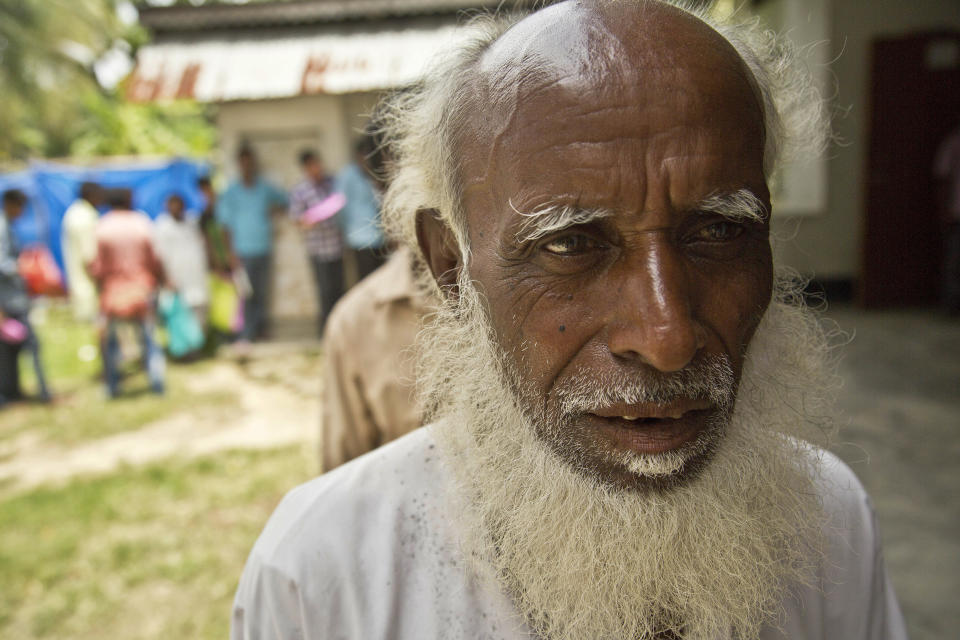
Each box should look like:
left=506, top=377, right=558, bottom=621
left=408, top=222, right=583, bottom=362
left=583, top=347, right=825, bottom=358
left=335, top=137, right=386, bottom=280
left=216, top=145, right=287, bottom=342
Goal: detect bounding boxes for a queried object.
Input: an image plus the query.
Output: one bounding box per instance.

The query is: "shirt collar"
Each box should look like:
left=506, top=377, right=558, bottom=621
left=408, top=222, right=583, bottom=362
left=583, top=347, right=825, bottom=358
left=371, top=246, right=421, bottom=305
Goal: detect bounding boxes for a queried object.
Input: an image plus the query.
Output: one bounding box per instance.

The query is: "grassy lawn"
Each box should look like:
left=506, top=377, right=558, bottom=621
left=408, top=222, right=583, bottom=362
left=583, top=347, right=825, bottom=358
left=2, top=302, right=238, bottom=446
left=17, top=303, right=101, bottom=390
left=0, top=446, right=315, bottom=639
left=0, top=365, right=237, bottom=447
left=1, top=300, right=323, bottom=638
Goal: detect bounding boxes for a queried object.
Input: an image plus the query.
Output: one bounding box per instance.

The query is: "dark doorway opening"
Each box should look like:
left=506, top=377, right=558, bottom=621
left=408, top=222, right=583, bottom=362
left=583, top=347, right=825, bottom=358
left=862, top=31, right=960, bottom=308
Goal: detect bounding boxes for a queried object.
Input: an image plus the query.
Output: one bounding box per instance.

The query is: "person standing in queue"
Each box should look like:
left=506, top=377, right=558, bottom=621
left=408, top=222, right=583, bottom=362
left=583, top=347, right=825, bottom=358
left=216, top=145, right=287, bottom=343
left=0, top=189, right=52, bottom=405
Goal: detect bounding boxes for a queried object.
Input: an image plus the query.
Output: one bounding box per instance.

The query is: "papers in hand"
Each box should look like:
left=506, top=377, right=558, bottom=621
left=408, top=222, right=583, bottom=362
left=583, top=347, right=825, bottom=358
left=302, top=192, right=346, bottom=225
left=0, top=317, right=27, bottom=344
left=233, top=267, right=252, bottom=299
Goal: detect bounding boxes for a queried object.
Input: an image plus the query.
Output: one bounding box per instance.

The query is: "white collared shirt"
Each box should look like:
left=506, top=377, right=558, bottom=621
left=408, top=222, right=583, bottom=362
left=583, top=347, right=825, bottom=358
left=232, top=427, right=907, bottom=640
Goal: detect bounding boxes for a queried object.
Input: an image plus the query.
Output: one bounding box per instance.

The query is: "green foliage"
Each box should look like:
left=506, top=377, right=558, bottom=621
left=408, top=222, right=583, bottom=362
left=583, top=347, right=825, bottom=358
left=70, top=93, right=216, bottom=158
left=0, top=0, right=215, bottom=162
left=144, top=0, right=285, bottom=5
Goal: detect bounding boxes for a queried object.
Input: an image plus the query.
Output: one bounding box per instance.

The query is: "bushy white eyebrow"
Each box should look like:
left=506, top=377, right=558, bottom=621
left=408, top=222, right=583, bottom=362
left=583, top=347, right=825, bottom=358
left=696, top=189, right=767, bottom=223
left=510, top=189, right=763, bottom=244
left=511, top=199, right=614, bottom=244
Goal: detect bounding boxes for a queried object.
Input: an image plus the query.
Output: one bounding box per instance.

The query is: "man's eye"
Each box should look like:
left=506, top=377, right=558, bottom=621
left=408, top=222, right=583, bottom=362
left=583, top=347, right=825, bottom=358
left=696, top=221, right=745, bottom=242
left=541, top=234, right=601, bottom=256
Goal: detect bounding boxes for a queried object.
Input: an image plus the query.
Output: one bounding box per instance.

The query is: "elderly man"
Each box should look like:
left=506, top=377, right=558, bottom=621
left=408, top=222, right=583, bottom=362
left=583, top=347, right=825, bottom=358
left=233, top=2, right=907, bottom=639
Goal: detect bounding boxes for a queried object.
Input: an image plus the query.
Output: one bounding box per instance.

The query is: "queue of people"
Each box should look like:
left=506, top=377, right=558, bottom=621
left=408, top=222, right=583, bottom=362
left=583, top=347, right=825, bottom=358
left=0, top=133, right=390, bottom=405
left=0, top=182, right=212, bottom=402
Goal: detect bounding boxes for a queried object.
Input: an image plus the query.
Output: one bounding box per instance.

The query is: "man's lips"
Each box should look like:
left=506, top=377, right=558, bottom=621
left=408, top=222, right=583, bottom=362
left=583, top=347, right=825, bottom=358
left=583, top=400, right=714, bottom=455
left=587, top=398, right=713, bottom=421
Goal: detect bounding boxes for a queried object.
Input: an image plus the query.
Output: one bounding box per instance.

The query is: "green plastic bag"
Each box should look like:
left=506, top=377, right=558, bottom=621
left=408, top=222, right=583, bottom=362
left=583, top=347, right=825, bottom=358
left=158, top=291, right=204, bottom=358
left=208, top=274, right=239, bottom=333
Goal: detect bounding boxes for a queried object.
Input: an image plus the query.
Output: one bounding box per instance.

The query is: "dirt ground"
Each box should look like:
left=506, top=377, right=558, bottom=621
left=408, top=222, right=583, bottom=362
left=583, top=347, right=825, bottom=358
left=0, top=342, right=322, bottom=495
left=825, top=308, right=960, bottom=640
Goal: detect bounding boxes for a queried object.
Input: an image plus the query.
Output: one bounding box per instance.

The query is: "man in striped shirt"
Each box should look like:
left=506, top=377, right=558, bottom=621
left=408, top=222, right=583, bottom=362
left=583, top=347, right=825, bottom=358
left=289, top=150, right=344, bottom=336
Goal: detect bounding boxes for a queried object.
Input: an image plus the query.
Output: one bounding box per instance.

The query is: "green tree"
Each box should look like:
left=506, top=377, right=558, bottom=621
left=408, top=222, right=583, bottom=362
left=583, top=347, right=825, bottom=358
left=0, top=0, right=214, bottom=162
left=70, top=93, right=216, bottom=158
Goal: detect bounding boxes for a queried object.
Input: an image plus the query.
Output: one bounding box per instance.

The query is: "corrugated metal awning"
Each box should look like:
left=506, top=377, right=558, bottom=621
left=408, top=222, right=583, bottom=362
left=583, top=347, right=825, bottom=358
left=127, top=26, right=465, bottom=102
left=138, top=0, right=543, bottom=34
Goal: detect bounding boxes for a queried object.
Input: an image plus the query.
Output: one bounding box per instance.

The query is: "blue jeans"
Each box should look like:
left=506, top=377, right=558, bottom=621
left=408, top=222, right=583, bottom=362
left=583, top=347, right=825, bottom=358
left=103, top=318, right=165, bottom=397
left=21, top=316, right=50, bottom=400
left=240, top=255, right=271, bottom=341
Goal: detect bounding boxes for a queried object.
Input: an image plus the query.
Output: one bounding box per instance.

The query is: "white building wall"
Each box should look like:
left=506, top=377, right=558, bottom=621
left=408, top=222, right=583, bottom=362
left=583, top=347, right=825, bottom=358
left=770, top=0, right=960, bottom=281
left=215, top=94, right=353, bottom=187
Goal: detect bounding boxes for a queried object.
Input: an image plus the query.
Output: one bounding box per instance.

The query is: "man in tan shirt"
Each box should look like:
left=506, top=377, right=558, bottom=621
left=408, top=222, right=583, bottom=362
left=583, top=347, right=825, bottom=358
left=320, top=247, right=434, bottom=471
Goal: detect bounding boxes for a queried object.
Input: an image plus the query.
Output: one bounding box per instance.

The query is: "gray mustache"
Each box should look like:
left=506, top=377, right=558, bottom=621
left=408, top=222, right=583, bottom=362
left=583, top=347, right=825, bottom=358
left=556, top=355, right=736, bottom=415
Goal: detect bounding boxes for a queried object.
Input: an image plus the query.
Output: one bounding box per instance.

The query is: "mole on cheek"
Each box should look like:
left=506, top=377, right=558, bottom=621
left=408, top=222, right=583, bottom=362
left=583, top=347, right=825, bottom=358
left=559, top=325, right=566, bottom=333
left=566, top=294, right=573, bottom=301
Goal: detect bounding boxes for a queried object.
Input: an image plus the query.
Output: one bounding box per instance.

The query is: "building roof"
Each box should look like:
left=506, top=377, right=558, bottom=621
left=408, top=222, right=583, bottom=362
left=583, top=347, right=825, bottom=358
left=129, top=0, right=558, bottom=103
left=138, top=0, right=542, bottom=36
left=127, top=24, right=468, bottom=102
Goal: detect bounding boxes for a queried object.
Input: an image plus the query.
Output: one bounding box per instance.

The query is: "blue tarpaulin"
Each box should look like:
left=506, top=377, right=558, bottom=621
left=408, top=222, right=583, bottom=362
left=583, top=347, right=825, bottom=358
left=0, top=158, right=208, bottom=275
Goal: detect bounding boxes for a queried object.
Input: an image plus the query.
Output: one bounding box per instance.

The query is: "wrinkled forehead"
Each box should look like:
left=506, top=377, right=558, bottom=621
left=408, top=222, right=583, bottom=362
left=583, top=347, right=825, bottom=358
left=461, top=0, right=763, bottom=159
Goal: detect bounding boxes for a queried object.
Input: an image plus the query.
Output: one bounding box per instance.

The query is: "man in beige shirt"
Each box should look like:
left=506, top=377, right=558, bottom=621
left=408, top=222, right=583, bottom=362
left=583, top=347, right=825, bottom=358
left=320, top=247, right=434, bottom=471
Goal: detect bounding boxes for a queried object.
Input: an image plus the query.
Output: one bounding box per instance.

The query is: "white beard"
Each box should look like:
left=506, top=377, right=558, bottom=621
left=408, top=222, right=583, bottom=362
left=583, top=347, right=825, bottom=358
left=418, top=271, right=838, bottom=640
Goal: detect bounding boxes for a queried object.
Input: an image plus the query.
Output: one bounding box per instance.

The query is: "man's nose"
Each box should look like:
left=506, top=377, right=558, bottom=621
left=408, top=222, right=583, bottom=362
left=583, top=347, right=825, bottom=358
left=606, top=243, right=706, bottom=372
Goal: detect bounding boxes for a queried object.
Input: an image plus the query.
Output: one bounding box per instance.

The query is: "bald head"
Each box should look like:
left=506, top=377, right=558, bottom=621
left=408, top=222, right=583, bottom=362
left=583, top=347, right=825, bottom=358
left=475, top=0, right=760, bottom=104
left=452, top=1, right=767, bottom=232
left=381, top=0, right=826, bottom=261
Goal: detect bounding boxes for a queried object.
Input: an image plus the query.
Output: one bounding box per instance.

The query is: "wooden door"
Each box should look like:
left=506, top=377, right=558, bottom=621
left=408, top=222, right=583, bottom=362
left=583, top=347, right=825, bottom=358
left=862, top=31, right=960, bottom=307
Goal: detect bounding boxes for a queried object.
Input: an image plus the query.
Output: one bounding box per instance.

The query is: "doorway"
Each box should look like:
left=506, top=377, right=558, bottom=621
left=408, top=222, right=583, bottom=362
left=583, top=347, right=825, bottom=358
left=862, top=31, right=960, bottom=308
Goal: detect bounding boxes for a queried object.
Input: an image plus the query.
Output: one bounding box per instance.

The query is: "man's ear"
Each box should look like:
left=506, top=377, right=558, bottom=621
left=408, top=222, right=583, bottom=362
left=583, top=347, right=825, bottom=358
left=416, top=208, right=462, bottom=295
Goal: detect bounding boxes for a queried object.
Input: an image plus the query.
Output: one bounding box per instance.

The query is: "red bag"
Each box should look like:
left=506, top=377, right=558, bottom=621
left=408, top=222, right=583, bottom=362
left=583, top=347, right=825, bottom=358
left=18, top=246, right=65, bottom=297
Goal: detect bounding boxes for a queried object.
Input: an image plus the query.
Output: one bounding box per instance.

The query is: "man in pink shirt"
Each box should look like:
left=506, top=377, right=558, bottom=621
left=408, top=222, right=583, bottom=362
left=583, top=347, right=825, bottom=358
left=88, top=188, right=167, bottom=397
